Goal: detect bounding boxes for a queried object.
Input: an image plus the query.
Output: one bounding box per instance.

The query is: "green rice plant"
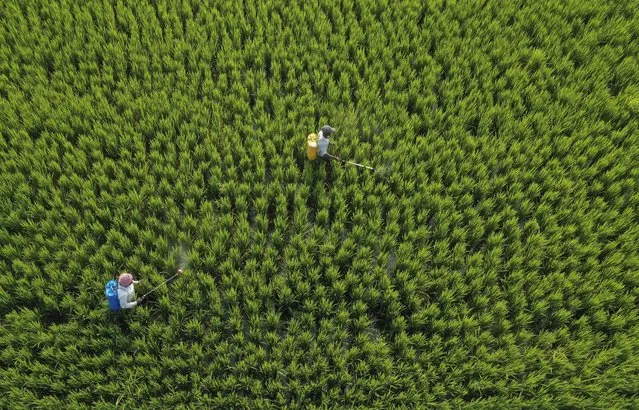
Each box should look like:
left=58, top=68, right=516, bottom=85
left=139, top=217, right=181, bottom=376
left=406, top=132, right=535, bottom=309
left=0, top=0, right=637, bottom=406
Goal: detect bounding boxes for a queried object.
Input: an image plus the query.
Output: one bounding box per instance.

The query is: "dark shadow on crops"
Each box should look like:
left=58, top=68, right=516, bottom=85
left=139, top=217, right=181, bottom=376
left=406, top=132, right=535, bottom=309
left=44, top=53, right=55, bottom=81
left=417, top=8, right=426, bottom=28
left=40, top=310, right=68, bottom=327
left=249, top=92, right=256, bottom=111
left=466, top=116, right=480, bottom=137
left=265, top=53, right=271, bottom=82
left=322, top=160, right=334, bottom=192
left=114, top=316, right=131, bottom=334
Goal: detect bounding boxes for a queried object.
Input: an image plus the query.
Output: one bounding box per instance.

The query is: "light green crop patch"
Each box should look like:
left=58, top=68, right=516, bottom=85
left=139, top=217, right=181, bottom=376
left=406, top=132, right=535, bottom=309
left=0, top=0, right=637, bottom=408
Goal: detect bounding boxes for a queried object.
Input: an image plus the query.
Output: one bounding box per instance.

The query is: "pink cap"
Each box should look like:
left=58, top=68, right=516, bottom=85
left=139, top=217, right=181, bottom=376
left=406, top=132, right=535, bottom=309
left=118, top=273, right=133, bottom=287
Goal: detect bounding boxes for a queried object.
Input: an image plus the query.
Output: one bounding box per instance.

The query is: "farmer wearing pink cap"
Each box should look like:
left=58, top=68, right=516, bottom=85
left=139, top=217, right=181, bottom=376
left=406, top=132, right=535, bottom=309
left=117, top=272, right=143, bottom=309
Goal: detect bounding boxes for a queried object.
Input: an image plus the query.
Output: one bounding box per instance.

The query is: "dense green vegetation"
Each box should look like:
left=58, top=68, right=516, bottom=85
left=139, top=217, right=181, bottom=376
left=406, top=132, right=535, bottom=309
left=1, top=0, right=638, bottom=407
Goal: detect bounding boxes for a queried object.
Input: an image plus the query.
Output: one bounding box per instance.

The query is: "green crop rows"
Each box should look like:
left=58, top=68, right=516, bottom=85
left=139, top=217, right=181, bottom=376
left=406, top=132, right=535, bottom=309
left=1, top=0, right=638, bottom=408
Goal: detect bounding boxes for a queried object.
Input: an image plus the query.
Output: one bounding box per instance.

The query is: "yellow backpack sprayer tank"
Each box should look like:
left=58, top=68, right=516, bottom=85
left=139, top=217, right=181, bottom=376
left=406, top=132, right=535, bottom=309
left=307, top=133, right=318, bottom=160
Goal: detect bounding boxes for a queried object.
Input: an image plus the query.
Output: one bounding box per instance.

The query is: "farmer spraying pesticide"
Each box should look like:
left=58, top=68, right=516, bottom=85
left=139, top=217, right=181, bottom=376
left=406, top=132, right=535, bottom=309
left=306, top=125, right=335, bottom=161
left=105, top=268, right=184, bottom=311
left=306, top=124, right=375, bottom=170
left=117, top=273, right=143, bottom=309
left=318, top=125, right=336, bottom=160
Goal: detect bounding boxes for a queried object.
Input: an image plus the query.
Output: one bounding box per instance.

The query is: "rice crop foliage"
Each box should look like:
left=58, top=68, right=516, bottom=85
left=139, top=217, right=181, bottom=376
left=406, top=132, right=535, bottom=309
left=0, top=0, right=638, bottom=407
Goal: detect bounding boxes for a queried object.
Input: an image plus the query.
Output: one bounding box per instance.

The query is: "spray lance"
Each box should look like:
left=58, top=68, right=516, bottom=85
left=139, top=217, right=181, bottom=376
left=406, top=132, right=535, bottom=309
left=140, top=267, right=184, bottom=300
left=325, top=153, right=375, bottom=170
left=306, top=126, right=376, bottom=170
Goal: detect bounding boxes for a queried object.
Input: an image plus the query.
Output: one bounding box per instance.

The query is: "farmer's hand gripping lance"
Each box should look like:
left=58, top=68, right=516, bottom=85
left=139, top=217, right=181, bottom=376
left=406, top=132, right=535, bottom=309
left=141, top=268, right=184, bottom=299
